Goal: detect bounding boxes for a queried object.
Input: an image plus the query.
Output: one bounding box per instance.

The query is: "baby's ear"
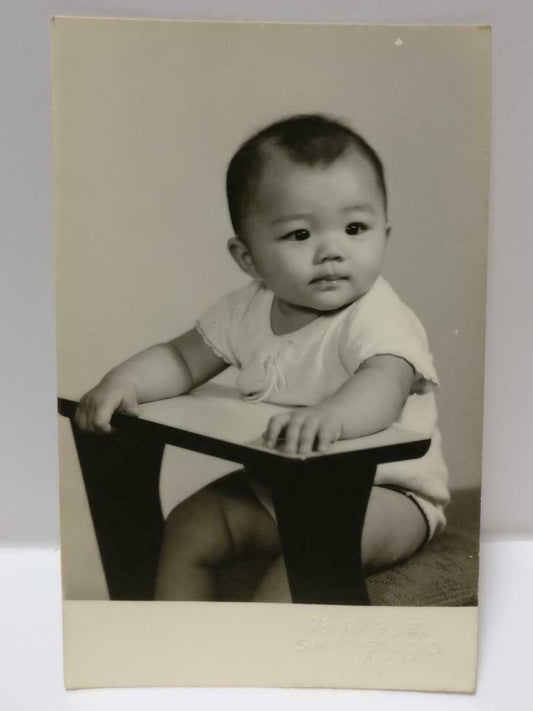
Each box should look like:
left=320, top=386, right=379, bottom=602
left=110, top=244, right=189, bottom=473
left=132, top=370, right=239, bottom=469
left=227, top=237, right=260, bottom=279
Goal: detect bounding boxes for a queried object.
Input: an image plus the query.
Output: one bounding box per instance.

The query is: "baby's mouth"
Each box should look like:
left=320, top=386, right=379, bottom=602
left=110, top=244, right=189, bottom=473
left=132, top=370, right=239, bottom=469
left=310, top=274, right=348, bottom=284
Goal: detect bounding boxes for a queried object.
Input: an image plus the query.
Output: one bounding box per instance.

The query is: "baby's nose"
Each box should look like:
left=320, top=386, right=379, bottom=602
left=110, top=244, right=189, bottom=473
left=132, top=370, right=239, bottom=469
left=314, top=234, right=344, bottom=263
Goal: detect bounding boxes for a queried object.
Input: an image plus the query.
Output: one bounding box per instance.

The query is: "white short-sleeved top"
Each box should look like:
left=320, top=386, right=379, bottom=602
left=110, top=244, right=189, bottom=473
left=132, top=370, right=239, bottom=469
left=196, top=277, right=450, bottom=534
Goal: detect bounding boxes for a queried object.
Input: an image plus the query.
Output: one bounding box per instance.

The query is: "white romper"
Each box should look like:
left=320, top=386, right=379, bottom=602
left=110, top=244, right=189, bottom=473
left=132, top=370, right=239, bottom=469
left=196, top=277, right=449, bottom=538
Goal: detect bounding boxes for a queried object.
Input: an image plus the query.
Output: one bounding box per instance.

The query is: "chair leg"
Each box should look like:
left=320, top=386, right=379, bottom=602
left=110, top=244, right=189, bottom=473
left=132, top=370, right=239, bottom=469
left=70, top=420, right=166, bottom=600
left=268, top=453, right=377, bottom=605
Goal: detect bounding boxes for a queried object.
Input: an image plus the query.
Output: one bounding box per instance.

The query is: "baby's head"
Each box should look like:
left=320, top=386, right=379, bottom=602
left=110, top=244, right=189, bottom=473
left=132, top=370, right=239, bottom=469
left=226, top=114, right=390, bottom=313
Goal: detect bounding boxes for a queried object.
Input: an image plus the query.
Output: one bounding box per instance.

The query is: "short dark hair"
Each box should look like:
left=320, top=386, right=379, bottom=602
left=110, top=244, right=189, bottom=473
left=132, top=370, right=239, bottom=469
left=226, top=114, right=387, bottom=237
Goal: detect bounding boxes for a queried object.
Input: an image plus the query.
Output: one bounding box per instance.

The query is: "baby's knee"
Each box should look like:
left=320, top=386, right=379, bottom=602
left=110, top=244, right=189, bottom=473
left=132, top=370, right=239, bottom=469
left=361, top=487, right=427, bottom=574
left=166, top=485, right=217, bottom=532
left=163, top=485, right=233, bottom=565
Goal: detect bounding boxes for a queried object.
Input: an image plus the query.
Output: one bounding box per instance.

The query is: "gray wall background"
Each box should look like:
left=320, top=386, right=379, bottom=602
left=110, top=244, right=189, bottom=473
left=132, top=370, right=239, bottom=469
left=2, top=0, right=533, bottom=545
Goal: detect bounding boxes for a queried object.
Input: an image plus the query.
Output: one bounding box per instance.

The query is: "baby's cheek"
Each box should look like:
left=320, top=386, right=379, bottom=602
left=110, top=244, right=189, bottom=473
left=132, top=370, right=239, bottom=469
left=357, top=257, right=383, bottom=289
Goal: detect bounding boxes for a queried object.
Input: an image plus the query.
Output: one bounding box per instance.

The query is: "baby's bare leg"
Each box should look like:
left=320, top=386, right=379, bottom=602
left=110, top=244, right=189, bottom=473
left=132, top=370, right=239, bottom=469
left=252, top=485, right=428, bottom=602
left=155, top=472, right=280, bottom=601
left=252, top=554, right=291, bottom=602
left=360, top=486, right=428, bottom=573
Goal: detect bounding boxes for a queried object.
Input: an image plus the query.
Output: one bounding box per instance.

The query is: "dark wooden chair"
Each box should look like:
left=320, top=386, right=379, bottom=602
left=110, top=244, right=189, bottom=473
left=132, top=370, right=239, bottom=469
left=58, top=386, right=476, bottom=606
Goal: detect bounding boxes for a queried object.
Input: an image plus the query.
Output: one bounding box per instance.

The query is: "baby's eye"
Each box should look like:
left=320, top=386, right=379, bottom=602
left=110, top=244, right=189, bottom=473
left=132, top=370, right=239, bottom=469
left=345, top=222, right=368, bottom=236
left=281, top=229, right=310, bottom=241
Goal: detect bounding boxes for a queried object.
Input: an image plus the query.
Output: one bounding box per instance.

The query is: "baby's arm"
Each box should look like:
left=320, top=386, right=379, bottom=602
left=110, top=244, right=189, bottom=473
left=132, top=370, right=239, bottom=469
left=75, top=328, right=227, bottom=433
left=263, top=354, right=414, bottom=455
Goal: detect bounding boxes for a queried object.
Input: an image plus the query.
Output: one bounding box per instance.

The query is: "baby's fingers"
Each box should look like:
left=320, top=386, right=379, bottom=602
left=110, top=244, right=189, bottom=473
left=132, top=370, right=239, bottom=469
left=263, top=413, right=290, bottom=448
left=74, top=392, right=97, bottom=432
left=317, top=422, right=341, bottom=453
left=91, top=406, right=114, bottom=434
left=90, top=395, right=122, bottom=434
left=283, top=415, right=309, bottom=455
left=74, top=402, right=89, bottom=431
left=76, top=393, right=115, bottom=434
left=298, top=419, right=321, bottom=456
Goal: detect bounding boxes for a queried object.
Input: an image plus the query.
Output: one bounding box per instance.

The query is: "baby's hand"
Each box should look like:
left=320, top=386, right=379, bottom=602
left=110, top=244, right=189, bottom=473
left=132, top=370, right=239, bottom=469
left=263, top=406, right=343, bottom=456
left=74, top=377, right=140, bottom=434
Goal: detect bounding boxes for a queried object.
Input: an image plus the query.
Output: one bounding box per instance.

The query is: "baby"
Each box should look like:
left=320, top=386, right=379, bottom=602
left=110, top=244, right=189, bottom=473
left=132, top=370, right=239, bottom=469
left=76, top=114, right=449, bottom=602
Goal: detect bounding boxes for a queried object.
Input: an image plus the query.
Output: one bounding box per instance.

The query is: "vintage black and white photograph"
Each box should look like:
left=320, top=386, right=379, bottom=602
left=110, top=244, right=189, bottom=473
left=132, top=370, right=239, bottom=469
left=54, top=18, right=489, bottom=690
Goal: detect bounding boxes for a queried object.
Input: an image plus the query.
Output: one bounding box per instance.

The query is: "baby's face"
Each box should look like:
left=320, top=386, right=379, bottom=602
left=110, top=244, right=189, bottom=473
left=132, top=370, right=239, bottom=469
left=236, top=147, right=389, bottom=314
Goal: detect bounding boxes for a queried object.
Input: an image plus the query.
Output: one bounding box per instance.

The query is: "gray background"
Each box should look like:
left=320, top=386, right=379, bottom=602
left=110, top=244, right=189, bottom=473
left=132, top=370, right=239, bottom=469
left=2, top=0, right=533, bottom=546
